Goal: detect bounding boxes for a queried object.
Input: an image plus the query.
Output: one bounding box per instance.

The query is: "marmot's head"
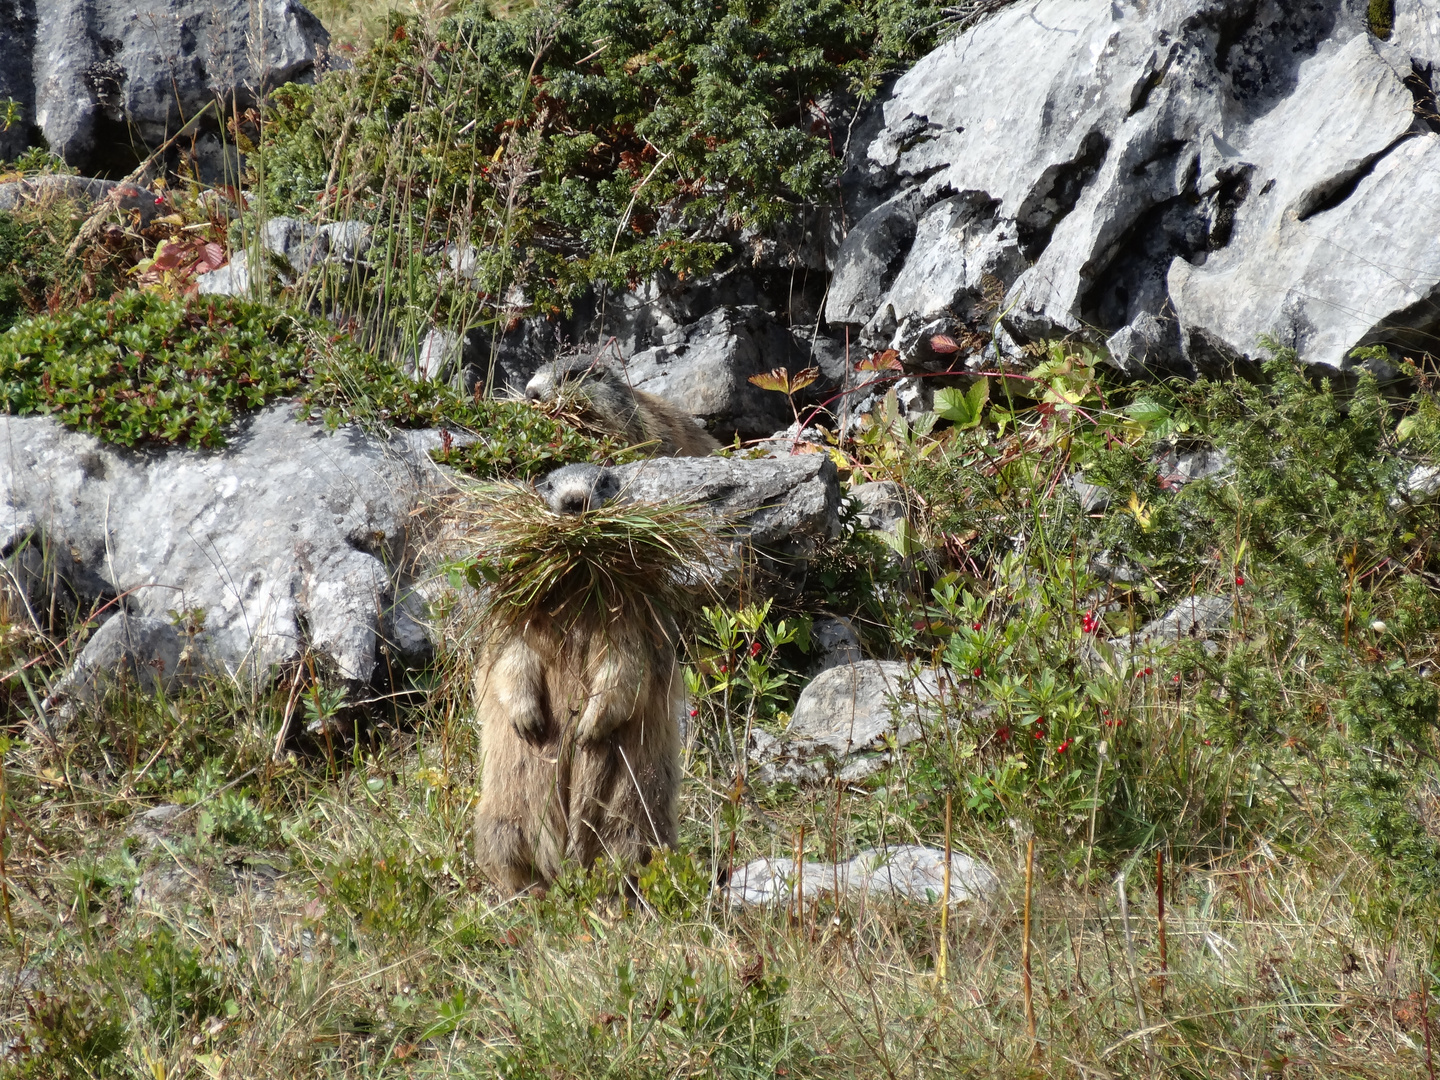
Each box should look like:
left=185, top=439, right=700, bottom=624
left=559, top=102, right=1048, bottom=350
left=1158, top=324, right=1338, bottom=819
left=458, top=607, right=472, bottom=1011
left=535, top=464, right=621, bottom=515
left=525, top=355, right=618, bottom=404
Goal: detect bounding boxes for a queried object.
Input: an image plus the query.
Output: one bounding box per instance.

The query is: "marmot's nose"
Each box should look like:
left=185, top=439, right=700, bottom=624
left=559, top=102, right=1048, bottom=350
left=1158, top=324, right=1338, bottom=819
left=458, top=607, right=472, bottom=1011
left=525, top=384, right=543, bottom=401
left=558, top=494, right=588, bottom=514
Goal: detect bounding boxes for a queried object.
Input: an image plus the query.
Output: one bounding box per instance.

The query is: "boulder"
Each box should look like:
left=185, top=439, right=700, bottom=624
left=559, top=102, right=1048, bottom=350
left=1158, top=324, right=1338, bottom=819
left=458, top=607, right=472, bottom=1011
left=1, top=405, right=437, bottom=694
left=837, top=0, right=1440, bottom=373
left=748, top=660, right=954, bottom=784
left=610, top=453, right=841, bottom=554
left=849, top=480, right=908, bottom=533
left=5, top=0, right=329, bottom=177
left=44, top=613, right=187, bottom=712
left=725, top=845, right=998, bottom=907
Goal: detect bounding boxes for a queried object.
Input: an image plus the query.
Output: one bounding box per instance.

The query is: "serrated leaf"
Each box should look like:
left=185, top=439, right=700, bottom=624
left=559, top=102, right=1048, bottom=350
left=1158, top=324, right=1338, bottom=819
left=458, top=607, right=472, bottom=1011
left=857, top=348, right=901, bottom=372
left=747, top=368, right=792, bottom=393
left=935, top=377, right=988, bottom=429
left=929, top=334, right=960, bottom=354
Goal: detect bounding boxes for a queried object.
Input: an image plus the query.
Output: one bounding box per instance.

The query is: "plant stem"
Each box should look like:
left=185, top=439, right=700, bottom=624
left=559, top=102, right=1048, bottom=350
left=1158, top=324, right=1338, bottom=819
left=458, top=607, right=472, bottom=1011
left=1023, top=835, right=1037, bottom=1059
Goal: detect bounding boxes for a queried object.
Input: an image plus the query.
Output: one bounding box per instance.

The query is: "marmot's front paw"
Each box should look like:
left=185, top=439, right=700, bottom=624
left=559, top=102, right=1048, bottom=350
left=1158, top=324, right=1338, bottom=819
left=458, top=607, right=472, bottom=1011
left=511, top=702, right=549, bottom=741
left=574, top=706, right=613, bottom=746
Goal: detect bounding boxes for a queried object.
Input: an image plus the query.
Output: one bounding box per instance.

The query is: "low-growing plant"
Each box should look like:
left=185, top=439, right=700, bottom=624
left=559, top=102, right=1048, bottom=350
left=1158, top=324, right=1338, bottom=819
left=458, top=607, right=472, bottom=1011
left=0, top=292, right=316, bottom=448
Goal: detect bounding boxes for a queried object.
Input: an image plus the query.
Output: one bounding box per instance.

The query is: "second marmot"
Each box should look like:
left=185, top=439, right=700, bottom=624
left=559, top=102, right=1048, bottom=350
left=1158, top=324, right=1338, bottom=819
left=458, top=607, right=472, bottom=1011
left=525, top=355, right=720, bottom=457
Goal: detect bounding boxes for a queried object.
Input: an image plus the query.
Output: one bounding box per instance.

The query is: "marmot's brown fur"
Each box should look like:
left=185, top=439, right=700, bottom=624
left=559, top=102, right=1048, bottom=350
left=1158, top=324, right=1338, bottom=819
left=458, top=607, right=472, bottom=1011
left=525, top=356, right=721, bottom=457
left=472, top=465, right=683, bottom=894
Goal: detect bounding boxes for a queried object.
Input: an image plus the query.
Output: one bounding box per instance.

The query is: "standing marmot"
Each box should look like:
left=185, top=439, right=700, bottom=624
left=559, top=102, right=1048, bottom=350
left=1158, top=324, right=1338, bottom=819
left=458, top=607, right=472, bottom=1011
left=525, top=355, right=721, bottom=457
left=472, top=465, right=683, bottom=894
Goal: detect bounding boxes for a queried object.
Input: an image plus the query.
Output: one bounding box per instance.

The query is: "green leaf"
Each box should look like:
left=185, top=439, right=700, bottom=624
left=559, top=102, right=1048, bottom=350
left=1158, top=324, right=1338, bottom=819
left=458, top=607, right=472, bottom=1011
left=934, top=378, right=988, bottom=429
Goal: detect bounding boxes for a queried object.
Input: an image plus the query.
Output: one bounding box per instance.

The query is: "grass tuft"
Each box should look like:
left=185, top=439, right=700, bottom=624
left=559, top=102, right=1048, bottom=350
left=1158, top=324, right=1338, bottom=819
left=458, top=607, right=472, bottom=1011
left=439, top=482, right=727, bottom=633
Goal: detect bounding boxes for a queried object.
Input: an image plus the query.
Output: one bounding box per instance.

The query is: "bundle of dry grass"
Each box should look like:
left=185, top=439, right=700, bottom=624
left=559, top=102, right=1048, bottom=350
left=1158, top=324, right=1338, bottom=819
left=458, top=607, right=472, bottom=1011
left=441, top=479, right=725, bottom=637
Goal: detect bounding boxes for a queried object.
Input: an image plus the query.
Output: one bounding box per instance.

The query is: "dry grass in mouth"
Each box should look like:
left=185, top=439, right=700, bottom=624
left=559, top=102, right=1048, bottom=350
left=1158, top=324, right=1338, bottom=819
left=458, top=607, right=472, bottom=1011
left=436, top=480, right=729, bottom=634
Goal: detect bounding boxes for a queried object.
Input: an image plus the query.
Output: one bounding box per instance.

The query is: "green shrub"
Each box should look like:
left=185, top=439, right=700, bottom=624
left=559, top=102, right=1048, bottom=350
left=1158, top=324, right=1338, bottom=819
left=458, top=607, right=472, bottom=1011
left=255, top=0, right=947, bottom=324
left=0, top=292, right=316, bottom=448
left=324, top=848, right=444, bottom=941
left=0, top=290, right=637, bottom=477
left=10, top=987, right=127, bottom=1077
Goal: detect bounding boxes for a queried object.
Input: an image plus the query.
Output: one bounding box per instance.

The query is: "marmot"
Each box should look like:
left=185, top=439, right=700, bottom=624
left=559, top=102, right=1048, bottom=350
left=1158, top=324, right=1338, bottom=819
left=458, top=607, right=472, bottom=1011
left=472, top=464, right=683, bottom=893
left=525, top=355, right=721, bottom=457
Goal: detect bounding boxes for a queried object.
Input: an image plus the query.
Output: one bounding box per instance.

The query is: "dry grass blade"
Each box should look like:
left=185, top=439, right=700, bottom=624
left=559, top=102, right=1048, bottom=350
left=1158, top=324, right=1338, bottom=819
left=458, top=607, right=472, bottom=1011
left=442, top=481, right=727, bottom=635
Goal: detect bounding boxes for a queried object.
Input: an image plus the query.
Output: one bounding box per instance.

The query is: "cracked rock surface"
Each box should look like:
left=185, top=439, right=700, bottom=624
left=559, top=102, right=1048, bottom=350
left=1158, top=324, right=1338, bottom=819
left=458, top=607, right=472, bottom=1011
left=831, top=0, right=1440, bottom=374
left=2, top=404, right=437, bottom=693
left=0, top=0, right=328, bottom=176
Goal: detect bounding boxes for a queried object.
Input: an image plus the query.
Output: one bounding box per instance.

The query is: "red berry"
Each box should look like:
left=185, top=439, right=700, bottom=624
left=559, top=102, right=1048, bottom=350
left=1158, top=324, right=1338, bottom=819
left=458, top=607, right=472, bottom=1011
left=689, top=708, right=698, bottom=718
left=749, top=641, right=762, bottom=657
left=1144, top=667, right=1153, bottom=676
left=972, top=667, right=982, bottom=678
left=972, top=622, right=982, bottom=631
left=1235, top=575, right=1245, bottom=586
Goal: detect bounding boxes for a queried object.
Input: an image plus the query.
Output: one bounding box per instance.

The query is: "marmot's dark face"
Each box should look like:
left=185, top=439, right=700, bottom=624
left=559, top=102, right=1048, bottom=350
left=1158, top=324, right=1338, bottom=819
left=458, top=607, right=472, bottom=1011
left=535, top=464, right=621, bottom=515
left=525, top=356, right=610, bottom=404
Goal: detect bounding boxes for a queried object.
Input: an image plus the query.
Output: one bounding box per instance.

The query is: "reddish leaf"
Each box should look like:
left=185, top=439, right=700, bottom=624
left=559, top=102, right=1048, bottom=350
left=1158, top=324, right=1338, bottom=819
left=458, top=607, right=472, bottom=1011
left=788, top=365, right=820, bottom=393
left=857, top=349, right=901, bottom=372
left=151, top=244, right=185, bottom=271
left=929, top=334, right=960, bottom=354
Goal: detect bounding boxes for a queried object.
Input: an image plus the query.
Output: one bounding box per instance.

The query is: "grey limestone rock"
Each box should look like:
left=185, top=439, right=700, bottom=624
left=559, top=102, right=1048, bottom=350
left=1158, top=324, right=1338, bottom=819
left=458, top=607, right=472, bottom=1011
left=44, top=614, right=186, bottom=712
left=1, top=405, right=439, bottom=692
left=625, top=305, right=818, bottom=441
left=196, top=218, right=374, bottom=296
left=610, top=454, right=841, bottom=553
left=726, top=844, right=998, bottom=908
left=849, top=480, right=908, bottom=533
left=749, top=660, right=956, bottom=784
left=1121, top=595, right=1234, bottom=652
left=6, top=0, right=328, bottom=177
left=824, top=190, right=925, bottom=329
left=838, top=0, right=1440, bottom=374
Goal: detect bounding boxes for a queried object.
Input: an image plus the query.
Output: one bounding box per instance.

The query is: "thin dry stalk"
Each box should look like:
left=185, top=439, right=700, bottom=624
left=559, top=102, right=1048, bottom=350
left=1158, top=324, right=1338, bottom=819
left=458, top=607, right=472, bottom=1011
left=1116, top=871, right=1152, bottom=1058
left=937, top=792, right=952, bottom=986
left=792, top=825, right=805, bottom=932
left=1157, top=848, right=1168, bottom=1000
left=1423, top=960, right=1437, bottom=1080
left=1023, top=835, right=1037, bottom=1058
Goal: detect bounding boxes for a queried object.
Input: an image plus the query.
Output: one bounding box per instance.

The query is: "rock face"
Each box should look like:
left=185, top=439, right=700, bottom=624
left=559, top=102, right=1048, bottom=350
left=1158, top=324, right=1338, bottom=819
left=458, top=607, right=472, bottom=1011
left=1, top=0, right=329, bottom=176
left=831, top=0, right=1440, bottom=374
left=1, top=406, right=435, bottom=695
left=726, top=845, right=998, bottom=907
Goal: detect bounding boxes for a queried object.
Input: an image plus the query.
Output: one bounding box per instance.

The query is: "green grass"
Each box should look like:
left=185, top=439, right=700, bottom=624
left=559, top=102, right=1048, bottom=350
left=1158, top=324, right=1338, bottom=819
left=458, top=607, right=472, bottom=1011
left=3, top=339, right=1439, bottom=1077
left=2, top=4, right=1439, bottom=1075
